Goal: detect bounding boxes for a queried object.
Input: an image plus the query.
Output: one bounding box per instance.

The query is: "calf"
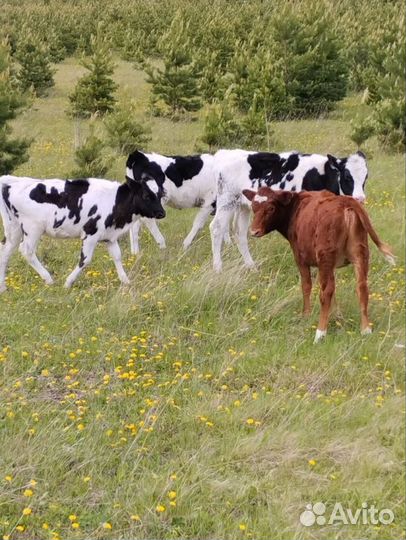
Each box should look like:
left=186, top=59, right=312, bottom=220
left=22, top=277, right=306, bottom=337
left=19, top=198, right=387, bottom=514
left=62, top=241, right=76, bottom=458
left=0, top=174, right=165, bottom=291
left=126, top=150, right=216, bottom=253
left=243, top=188, right=395, bottom=343
left=210, top=149, right=368, bottom=272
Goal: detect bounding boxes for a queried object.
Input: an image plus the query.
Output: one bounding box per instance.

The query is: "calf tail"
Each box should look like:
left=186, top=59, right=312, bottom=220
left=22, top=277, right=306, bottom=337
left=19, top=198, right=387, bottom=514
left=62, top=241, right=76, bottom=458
left=352, top=201, right=396, bottom=265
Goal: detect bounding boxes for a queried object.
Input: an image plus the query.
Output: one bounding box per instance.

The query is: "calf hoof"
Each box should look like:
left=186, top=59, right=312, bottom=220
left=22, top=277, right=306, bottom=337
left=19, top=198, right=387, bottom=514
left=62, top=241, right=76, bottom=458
left=44, top=278, right=54, bottom=286
left=213, top=264, right=222, bottom=274
left=182, top=241, right=191, bottom=251
left=314, top=329, right=327, bottom=343
left=120, top=276, right=130, bottom=285
left=64, top=280, right=73, bottom=289
left=244, top=262, right=258, bottom=272
left=361, top=326, right=372, bottom=335
left=0, top=284, right=7, bottom=294
left=159, top=242, right=167, bottom=250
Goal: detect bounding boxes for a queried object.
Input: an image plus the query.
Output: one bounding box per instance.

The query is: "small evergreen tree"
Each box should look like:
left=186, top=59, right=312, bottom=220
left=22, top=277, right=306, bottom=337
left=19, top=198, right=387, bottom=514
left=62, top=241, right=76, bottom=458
left=16, top=33, right=55, bottom=97
left=147, top=15, right=201, bottom=117
left=69, top=27, right=117, bottom=118
left=71, top=124, right=109, bottom=178
left=0, top=40, right=30, bottom=174
left=146, top=46, right=202, bottom=117
left=200, top=99, right=241, bottom=150
left=103, top=97, right=151, bottom=155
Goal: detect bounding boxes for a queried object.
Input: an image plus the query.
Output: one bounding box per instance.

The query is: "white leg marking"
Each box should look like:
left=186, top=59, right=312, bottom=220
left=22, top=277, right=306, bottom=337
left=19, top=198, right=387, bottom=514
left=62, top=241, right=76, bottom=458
left=107, top=240, right=130, bottom=284
left=183, top=206, right=212, bottom=250
left=314, top=329, right=327, bottom=343
left=234, top=207, right=256, bottom=269
left=129, top=220, right=141, bottom=255
left=0, top=227, right=21, bottom=292
left=210, top=205, right=234, bottom=273
left=144, top=218, right=166, bottom=249
left=19, top=230, right=53, bottom=285
left=65, top=237, right=97, bottom=288
left=361, top=326, right=372, bottom=335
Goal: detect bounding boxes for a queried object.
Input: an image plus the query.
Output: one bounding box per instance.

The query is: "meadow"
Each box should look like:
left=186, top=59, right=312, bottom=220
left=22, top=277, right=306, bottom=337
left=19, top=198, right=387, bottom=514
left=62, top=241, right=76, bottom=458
left=0, top=58, right=405, bottom=540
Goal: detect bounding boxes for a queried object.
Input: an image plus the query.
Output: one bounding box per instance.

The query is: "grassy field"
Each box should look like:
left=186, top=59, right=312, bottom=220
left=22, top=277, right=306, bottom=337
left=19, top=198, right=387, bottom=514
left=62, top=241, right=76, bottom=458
left=0, top=58, right=405, bottom=540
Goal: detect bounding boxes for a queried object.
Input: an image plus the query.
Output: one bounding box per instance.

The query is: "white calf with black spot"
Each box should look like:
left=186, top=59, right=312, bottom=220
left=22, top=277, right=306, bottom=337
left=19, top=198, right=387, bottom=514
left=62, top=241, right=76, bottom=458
left=0, top=175, right=165, bottom=290
left=125, top=151, right=217, bottom=253
left=210, top=149, right=369, bottom=272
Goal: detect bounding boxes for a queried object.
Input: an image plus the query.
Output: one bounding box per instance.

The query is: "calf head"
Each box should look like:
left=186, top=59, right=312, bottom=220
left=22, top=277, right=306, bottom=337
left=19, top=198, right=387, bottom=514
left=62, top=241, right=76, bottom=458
left=243, top=188, right=295, bottom=237
left=327, top=151, right=368, bottom=202
left=126, top=150, right=166, bottom=190
left=127, top=174, right=166, bottom=220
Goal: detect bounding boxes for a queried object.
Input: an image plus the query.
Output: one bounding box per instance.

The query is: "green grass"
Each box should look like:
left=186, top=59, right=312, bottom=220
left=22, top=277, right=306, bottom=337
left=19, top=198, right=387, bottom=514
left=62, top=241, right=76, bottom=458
left=0, top=58, right=405, bottom=540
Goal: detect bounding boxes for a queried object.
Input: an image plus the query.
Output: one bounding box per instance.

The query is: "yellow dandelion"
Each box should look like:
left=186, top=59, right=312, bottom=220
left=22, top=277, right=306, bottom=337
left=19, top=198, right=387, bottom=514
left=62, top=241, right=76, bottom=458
left=23, top=488, right=33, bottom=497
left=308, top=459, right=317, bottom=466
left=4, top=475, right=12, bottom=483
left=22, top=507, right=32, bottom=516
left=72, top=522, right=80, bottom=529
left=239, top=524, right=247, bottom=531
left=29, top=479, right=37, bottom=487
left=83, top=476, right=91, bottom=483
left=3, top=535, right=10, bottom=540
left=102, top=522, right=112, bottom=529
left=16, top=525, right=25, bottom=532
left=130, top=514, right=141, bottom=521
left=246, top=418, right=255, bottom=425
left=156, top=504, right=166, bottom=513
left=69, top=514, right=77, bottom=522
left=168, top=491, right=177, bottom=500
left=170, top=473, right=177, bottom=480
left=42, top=523, right=49, bottom=529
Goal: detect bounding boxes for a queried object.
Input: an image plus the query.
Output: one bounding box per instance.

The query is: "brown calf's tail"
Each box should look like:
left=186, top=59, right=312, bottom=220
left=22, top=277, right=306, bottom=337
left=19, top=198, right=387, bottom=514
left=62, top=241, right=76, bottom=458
left=351, top=200, right=396, bottom=265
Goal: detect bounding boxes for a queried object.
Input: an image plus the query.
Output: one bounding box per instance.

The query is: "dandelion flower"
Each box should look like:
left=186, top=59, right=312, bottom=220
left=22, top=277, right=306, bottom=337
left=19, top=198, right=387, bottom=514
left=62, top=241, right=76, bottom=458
left=308, top=459, right=317, bottom=466
left=22, top=507, right=32, bottom=516
left=102, top=522, right=112, bottom=529
left=23, top=489, right=33, bottom=497
left=168, top=491, right=176, bottom=500
left=156, top=505, right=166, bottom=513
left=239, top=524, right=247, bottom=531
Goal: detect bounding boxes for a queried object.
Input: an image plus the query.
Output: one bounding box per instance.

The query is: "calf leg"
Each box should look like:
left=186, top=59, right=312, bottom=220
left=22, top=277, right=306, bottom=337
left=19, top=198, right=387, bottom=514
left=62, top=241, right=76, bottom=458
left=107, top=240, right=130, bottom=284
left=0, top=226, right=22, bottom=292
left=210, top=206, right=234, bottom=273
left=143, top=218, right=166, bottom=250
left=183, top=206, right=212, bottom=250
left=354, top=252, right=371, bottom=334
left=234, top=206, right=256, bottom=269
left=19, top=228, right=53, bottom=285
left=129, top=220, right=141, bottom=255
left=64, top=236, right=98, bottom=288
left=314, top=264, right=335, bottom=343
left=298, top=264, right=312, bottom=315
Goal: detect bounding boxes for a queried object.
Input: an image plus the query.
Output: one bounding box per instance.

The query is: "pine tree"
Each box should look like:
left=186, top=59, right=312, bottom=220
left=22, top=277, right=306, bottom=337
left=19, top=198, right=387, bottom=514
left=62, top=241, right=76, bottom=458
left=103, top=97, right=151, bottom=155
left=69, top=27, right=117, bottom=118
left=16, top=33, right=55, bottom=97
left=71, top=124, right=109, bottom=178
left=200, top=98, right=241, bottom=150
left=0, top=40, right=30, bottom=174
left=146, top=13, right=201, bottom=117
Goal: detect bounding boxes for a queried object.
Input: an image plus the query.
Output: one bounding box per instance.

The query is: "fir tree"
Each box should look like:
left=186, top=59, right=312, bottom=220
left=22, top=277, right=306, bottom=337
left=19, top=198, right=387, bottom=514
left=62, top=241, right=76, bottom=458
left=0, top=40, right=30, bottom=174
left=69, top=27, right=117, bottom=118
left=103, top=97, right=151, bottom=155
left=16, top=33, right=55, bottom=97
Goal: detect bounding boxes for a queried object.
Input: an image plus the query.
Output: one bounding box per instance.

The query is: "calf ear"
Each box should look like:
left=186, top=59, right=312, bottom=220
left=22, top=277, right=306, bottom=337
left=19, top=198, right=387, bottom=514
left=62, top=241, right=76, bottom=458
left=242, top=189, right=256, bottom=201
left=327, top=154, right=340, bottom=170
left=274, top=190, right=295, bottom=206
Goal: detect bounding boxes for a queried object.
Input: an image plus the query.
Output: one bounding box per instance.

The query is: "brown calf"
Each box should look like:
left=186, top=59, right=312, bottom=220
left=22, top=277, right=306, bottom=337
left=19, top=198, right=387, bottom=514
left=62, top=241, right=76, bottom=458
left=242, top=188, right=395, bottom=343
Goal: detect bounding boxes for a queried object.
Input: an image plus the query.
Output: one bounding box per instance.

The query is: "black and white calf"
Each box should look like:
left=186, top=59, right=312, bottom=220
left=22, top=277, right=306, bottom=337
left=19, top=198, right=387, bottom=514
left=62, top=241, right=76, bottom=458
left=126, top=150, right=216, bottom=253
left=0, top=175, right=165, bottom=291
left=210, top=149, right=369, bottom=271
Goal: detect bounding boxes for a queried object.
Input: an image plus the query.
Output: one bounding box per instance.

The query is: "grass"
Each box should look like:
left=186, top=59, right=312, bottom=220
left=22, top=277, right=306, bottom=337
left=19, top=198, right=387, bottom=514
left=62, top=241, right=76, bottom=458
left=0, top=58, right=405, bottom=540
